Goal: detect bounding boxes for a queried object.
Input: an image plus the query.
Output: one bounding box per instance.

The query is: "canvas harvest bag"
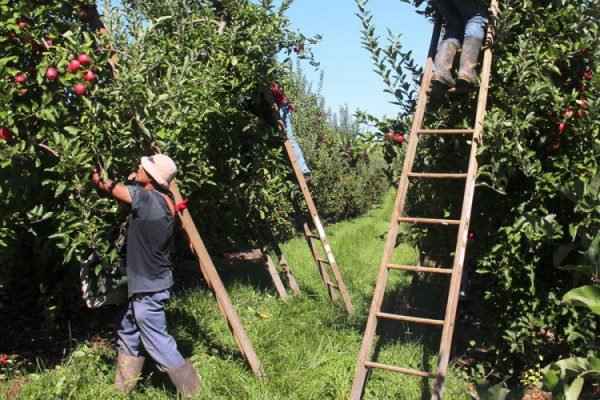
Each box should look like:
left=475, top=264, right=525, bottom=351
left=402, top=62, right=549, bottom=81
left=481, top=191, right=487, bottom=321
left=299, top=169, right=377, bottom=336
left=80, top=221, right=128, bottom=308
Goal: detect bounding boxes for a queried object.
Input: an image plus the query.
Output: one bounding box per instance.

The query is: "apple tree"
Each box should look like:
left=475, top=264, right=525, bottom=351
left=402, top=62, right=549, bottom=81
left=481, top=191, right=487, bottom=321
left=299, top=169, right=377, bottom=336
left=0, top=0, right=319, bottom=327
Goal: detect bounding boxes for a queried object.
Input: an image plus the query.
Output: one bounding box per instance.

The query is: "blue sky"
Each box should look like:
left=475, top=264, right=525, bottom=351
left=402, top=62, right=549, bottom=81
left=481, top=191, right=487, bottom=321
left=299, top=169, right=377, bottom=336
left=280, top=1, right=432, bottom=119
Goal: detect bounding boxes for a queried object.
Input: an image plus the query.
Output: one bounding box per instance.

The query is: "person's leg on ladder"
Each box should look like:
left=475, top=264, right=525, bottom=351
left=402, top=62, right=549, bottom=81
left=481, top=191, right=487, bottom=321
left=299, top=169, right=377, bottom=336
left=432, top=0, right=463, bottom=87
left=454, top=0, right=488, bottom=85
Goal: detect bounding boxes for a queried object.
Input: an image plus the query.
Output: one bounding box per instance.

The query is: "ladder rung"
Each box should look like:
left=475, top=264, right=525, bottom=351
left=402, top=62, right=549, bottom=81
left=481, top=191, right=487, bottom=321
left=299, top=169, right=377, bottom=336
left=387, top=264, right=453, bottom=274
left=326, top=280, right=339, bottom=289
left=364, top=361, right=435, bottom=378
left=306, top=233, right=320, bottom=239
left=317, top=258, right=330, bottom=265
left=376, top=312, right=444, bottom=326
left=426, top=86, right=476, bottom=94
left=398, top=217, right=460, bottom=225
left=417, top=129, right=474, bottom=135
left=407, top=172, right=468, bottom=179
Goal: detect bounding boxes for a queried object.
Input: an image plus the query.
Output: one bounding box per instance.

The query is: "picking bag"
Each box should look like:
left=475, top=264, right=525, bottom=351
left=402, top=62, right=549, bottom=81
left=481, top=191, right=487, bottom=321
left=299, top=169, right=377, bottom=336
left=80, top=222, right=128, bottom=308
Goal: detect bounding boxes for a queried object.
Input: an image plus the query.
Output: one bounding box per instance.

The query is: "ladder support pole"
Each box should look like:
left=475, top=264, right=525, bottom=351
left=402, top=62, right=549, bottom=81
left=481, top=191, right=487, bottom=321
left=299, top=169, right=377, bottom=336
left=170, top=183, right=266, bottom=380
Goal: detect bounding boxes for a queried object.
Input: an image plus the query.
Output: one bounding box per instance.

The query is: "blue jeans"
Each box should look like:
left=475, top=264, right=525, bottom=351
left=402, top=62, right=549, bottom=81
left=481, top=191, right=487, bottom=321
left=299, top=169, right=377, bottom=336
left=279, top=103, right=310, bottom=175
left=434, top=0, right=488, bottom=43
left=116, top=290, right=185, bottom=372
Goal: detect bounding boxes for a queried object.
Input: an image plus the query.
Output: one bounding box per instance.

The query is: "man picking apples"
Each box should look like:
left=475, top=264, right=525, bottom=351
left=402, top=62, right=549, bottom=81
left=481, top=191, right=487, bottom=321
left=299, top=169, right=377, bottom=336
left=91, top=155, right=201, bottom=398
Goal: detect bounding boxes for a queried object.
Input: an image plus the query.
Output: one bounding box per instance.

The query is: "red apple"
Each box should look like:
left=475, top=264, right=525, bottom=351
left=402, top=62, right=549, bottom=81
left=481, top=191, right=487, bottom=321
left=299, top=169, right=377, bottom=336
left=585, top=171, right=591, bottom=178
left=552, top=137, right=560, bottom=149
left=45, top=67, right=57, bottom=80
left=17, top=21, right=26, bottom=28
left=385, top=131, right=395, bottom=141
left=45, top=38, right=53, bottom=46
left=82, top=70, right=95, bottom=82
left=74, top=83, right=86, bottom=96
left=577, top=110, right=584, bottom=119
left=468, top=232, right=475, bottom=239
left=578, top=98, right=585, bottom=109
left=293, top=46, right=300, bottom=53
left=0, top=127, right=13, bottom=140
left=317, top=111, right=323, bottom=117
left=14, top=73, right=25, bottom=83
left=394, top=134, right=405, bottom=143
left=564, top=109, right=573, bottom=118
left=67, top=59, right=81, bottom=73
left=78, top=53, right=90, bottom=65
left=557, top=122, right=565, bottom=133
left=583, top=71, right=592, bottom=81
left=576, top=83, right=585, bottom=92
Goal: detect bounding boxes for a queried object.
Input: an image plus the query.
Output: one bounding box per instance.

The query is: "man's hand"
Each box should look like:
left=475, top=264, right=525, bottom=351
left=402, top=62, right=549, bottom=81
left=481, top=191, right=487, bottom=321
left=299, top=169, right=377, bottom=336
left=91, top=168, right=104, bottom=185
left=91, top=167, right=132, bottom=204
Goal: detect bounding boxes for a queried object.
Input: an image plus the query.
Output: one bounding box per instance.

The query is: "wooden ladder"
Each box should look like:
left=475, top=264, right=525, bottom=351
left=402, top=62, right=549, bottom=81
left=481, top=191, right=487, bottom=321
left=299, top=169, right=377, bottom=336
left=350, top=1, right=497, bottom=398
left=285, top=138, right=355, bottom=315
left=262, top=88, right=355, bottom=314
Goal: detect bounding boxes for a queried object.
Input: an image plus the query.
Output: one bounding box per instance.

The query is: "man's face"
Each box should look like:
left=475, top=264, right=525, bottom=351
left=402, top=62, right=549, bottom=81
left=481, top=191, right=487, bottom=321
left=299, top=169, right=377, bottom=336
left=135, top=163, right=151, bottom=185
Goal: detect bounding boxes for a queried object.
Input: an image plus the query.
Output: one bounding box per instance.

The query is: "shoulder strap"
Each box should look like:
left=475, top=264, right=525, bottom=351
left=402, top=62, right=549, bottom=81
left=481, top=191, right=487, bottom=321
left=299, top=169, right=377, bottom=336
left=156, top=191, right=176, bottom=223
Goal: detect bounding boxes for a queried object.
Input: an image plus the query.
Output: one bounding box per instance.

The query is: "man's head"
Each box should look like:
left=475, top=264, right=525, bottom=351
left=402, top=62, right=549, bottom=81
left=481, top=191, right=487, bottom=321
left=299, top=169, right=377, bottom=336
left=140, top=154, right=177, bottom=190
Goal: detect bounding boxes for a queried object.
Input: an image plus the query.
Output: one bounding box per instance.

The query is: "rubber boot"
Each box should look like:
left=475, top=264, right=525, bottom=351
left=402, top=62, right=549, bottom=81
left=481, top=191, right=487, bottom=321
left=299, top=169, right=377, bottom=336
left=168, top=359, right=202, bottom=398
left=457, top=36, right=483, bottom=86
left=115, top=353, right=145, bottom=393
left=431, top=40, right=458, bottom=88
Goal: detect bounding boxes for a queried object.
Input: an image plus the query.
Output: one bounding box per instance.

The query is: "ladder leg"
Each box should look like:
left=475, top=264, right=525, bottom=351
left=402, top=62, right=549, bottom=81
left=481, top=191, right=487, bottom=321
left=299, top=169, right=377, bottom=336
left=264, top=221, right=302, bottom=296
left=252, top=221, right=289, bottom=300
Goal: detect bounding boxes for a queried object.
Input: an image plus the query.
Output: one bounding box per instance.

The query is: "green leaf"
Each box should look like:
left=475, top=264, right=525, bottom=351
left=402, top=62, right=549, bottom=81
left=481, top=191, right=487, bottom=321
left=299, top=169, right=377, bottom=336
left=562, top=285, right=600, bottom=315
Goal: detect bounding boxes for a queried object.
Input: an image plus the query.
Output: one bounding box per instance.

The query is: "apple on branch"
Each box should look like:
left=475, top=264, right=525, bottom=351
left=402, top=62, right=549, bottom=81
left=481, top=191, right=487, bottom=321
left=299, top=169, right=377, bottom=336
left=0, top=127, right=13, bottom=140
left=83, top=70, right=95, bottom=82
left=74, top=83, right=87, bottom=96
left=45, top=67, right=57, bottom=80
left=67, top=59, right=81, bottom=73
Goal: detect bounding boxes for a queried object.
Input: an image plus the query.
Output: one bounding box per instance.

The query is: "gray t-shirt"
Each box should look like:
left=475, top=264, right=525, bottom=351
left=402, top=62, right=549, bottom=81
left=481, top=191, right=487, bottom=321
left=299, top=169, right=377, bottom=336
left=126, top=186, right=174, bottom=297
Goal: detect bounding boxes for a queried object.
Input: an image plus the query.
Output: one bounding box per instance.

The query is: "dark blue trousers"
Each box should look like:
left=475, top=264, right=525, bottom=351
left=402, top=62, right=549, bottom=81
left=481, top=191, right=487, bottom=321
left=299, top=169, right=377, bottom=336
left=116, top=290, right=185, bottom=371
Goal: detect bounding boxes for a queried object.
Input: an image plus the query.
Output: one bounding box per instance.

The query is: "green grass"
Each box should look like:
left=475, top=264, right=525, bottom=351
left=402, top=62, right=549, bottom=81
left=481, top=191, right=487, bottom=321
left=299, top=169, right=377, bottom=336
left=2, top=190, right=472, bottom=399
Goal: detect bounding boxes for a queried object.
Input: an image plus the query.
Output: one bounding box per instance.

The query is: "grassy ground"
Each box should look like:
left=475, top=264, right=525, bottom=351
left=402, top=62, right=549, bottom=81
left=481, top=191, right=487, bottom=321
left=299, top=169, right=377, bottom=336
left=1, top=190, right=473, bottom=399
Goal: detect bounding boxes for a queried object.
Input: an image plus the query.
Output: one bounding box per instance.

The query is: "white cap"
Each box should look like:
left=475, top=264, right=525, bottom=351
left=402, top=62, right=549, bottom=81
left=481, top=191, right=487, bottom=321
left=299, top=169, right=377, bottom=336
left=141, top=154, right=177, bottom=189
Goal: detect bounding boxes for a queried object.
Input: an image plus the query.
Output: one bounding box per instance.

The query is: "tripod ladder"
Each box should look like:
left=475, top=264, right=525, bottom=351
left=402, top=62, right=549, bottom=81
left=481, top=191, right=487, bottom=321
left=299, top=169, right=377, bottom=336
left=350, top=1, right=497, bottom=398
left=262, top=88, right=355, bottom=314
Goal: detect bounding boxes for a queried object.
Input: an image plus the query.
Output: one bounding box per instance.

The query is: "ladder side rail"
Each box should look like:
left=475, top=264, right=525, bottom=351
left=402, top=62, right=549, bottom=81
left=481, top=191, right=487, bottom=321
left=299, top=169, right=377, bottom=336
left=432, top=2, right=498, bottom=397
left=289, top=197, right=340, bottom=304
left=350, top=19, right=443, bottom=400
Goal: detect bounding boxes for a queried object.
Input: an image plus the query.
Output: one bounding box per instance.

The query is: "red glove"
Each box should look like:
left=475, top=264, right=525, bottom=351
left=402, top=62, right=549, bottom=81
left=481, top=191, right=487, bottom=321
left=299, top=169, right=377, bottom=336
left=175, top=197, right=189, bottom=212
